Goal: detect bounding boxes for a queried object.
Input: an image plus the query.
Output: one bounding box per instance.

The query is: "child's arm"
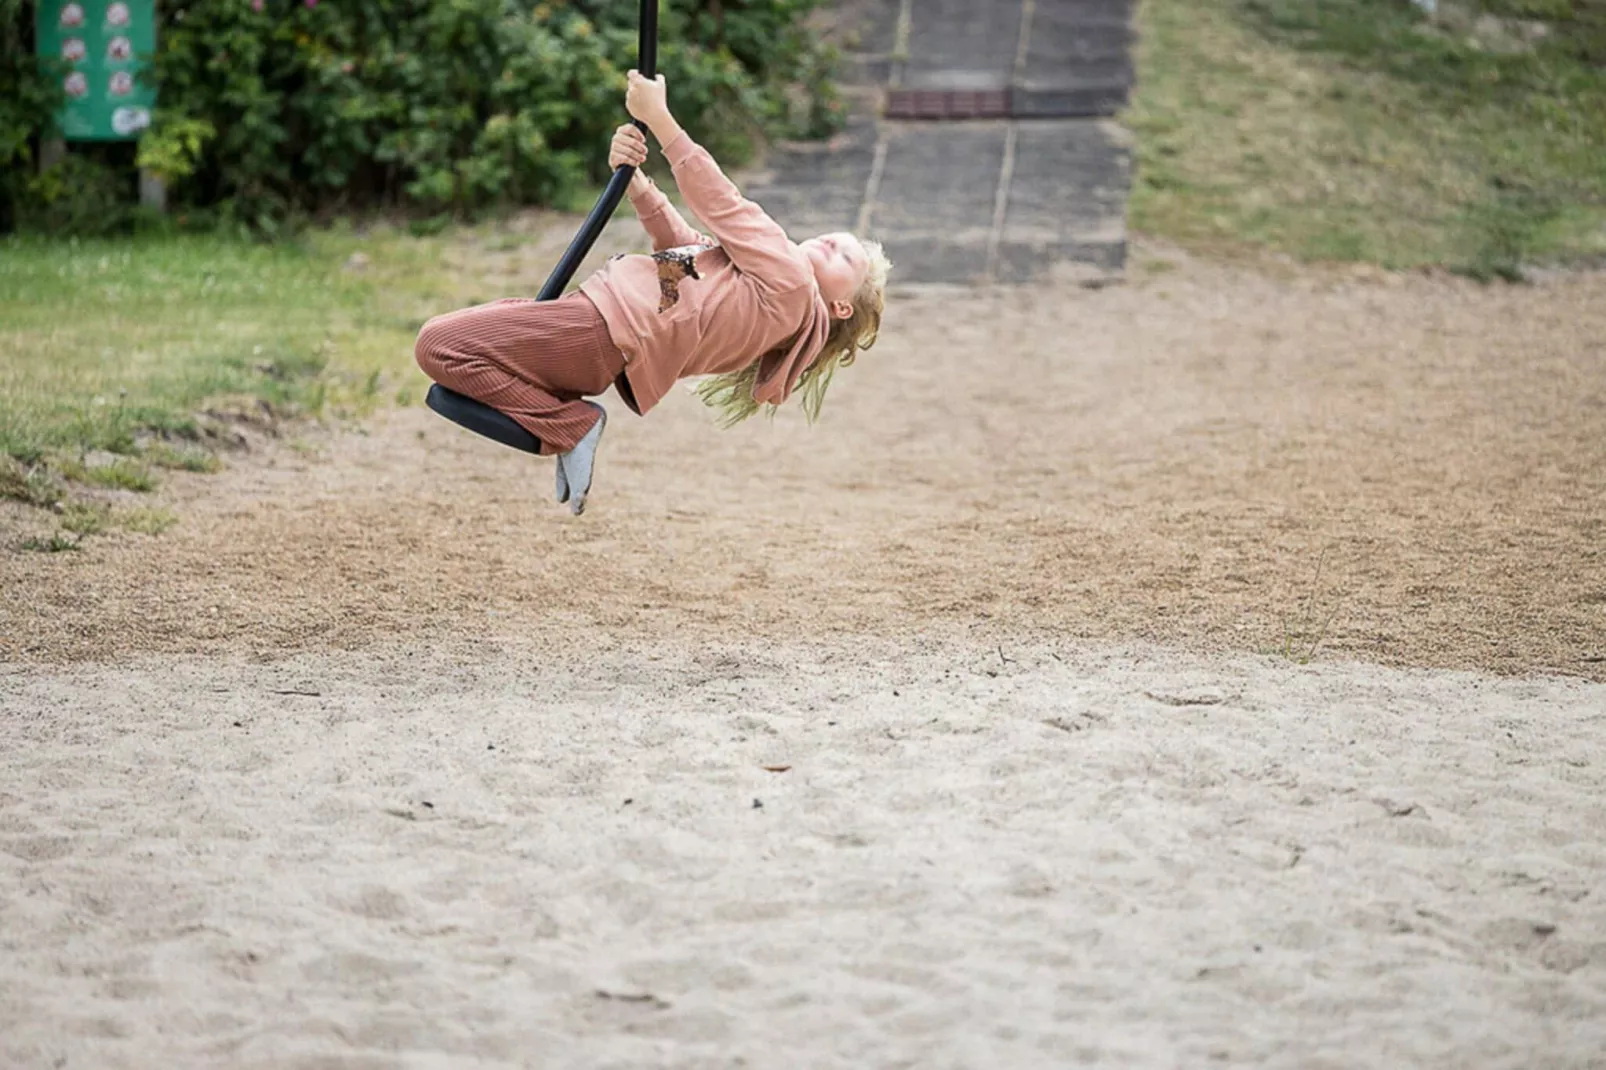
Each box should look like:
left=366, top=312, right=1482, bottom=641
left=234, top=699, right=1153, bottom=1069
left=611, top=124, right=709, bottom=251
left=627, top=172, right=712, bottom=252
left=626, top=73, right=812, bottom=295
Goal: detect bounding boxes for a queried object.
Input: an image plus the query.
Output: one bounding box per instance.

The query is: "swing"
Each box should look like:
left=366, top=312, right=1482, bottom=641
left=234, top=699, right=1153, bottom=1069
left=424, top=0, right=660, bottom=454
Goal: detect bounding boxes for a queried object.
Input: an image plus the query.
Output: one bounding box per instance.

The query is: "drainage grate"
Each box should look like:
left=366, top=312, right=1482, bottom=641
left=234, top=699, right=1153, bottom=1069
left=883, top=89, right=1013, bottom=120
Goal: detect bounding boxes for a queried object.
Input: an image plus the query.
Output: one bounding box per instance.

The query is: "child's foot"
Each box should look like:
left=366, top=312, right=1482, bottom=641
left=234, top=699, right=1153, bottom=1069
left=556, top=403, right=606, bottom=515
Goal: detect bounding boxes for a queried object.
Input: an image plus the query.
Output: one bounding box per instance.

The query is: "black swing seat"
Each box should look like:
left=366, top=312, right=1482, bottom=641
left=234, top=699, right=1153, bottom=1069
left=425, top=385, right=541, bottom=455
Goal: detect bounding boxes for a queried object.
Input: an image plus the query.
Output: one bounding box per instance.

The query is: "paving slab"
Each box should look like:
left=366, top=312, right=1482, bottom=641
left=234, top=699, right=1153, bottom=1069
left=901, top=0, right=1025, bottom=90
left=868, top=123, right=1008, bottom=242
left=832, top=0, right=903, bottom=83
left=742, top=115, right=880, bottom=238
left=1029, top=0, right=1136, bottom=29
left=864, top=123, right=1009, bottom=284
left=842, top=0, right=902, bottom=54
left=995, top=119, right=1128, bottom=283
left=1002, top=119, right=1130, bottom=239
left=1019, top=0, right=1134, bottom=114
left=1010, top=81, right=1131, bottom=119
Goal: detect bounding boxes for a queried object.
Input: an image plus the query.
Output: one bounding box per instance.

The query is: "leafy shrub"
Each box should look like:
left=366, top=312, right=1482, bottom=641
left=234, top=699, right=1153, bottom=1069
left=0, top=0, right=64, bottom=232
left=16, top=152, right=139, bottom=236
left=4, top=0, right=840, bottom=234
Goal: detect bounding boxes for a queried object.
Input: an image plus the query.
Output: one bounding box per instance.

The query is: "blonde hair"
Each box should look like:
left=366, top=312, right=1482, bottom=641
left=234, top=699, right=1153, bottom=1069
left=695, top=240, right=892, bottom=427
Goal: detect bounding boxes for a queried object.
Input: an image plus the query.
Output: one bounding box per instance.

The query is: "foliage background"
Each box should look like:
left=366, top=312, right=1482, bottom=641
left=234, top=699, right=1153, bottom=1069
left=2, top=0, right=841, bottom=235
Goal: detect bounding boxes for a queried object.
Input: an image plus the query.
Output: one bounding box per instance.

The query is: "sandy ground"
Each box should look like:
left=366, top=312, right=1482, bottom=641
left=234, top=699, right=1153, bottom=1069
left=3, top=248, right=1606, bottom=1066
left=3, top=641, right=1605, bottom=1069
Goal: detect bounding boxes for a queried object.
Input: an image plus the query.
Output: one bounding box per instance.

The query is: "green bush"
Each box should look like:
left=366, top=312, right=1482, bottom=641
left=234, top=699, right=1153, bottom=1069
left=0, top=0, right=64, bottom=233
left=16, top=152, right=140, bottom=236
left=3, top=0, right=839, bottom=235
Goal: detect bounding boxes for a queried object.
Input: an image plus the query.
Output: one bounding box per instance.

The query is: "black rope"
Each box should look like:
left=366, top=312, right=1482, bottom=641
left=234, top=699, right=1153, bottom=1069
left=537, top=0, right=660, bottom=300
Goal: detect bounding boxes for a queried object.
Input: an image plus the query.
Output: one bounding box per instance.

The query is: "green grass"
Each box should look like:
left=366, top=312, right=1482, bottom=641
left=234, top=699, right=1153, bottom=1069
left=57, top=456, right=159, bottom=492
left=0, top=226, right=459, bottom=469
left=59, top=502, right=111, bottom=535
left=19, top=533, right=82, bottom=553
left=142, top=442, right=224, bottom=473
left=1, top=235, right=335, bottom=461
left=40, top=501, right=176, bottom=539
left=0, top=457, right=66, bottom=507
left=116, top=506, right=178, bottom=535
left=1128, top=0, right=1606, bottom=274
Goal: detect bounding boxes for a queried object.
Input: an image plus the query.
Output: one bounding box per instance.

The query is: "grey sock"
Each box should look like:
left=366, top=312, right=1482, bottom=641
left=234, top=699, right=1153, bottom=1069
left=556, top=403, right=606, bottom=515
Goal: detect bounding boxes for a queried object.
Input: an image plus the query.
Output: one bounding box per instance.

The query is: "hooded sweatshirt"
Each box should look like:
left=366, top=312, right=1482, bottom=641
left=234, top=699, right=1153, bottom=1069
left=579, top=132, right=832, bottom=417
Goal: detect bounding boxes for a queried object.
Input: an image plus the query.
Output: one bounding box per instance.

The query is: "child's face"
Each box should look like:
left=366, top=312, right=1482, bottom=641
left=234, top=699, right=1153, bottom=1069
left=801, top=232, right=870, bottom=316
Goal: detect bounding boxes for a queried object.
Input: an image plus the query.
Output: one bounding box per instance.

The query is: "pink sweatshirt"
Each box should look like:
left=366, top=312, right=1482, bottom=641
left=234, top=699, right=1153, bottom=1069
left=579, top=132, right=832, bottom=417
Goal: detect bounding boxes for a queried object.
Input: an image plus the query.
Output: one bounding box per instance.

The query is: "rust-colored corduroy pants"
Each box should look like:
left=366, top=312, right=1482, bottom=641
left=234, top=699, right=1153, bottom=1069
left=414, top=292, right=626, bottom=455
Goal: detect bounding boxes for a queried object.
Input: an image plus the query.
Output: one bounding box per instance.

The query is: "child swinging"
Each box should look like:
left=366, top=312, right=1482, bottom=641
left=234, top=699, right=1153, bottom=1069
left=414, top=71, right=892, bottom=514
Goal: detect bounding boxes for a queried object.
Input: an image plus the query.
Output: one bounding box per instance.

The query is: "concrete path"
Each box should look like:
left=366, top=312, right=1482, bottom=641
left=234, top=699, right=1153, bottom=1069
left=746, top=0, right=1135, bottom=285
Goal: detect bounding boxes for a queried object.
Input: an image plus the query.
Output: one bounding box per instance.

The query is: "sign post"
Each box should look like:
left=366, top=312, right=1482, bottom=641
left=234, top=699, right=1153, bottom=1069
left=35, top=1, right=162, bottom=206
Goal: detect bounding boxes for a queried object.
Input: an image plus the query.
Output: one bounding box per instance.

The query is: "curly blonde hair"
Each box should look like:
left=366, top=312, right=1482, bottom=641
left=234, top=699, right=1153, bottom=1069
left=695, top=240, right=892, bottom=427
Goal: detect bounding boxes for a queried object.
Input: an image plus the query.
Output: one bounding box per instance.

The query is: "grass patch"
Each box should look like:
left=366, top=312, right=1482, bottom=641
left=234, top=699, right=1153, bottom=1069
left=26, top=501, right=176, bottom=547
left=20, top=534, right=82, bottom=553
left=0, top=236, right=337, bottom=461
left=1128, top=0, right=1606, bottom=272
left=0, top=457, right=66, bottom=507
left=116, top=506, right=178, bottom=535
left=14, top=499, right=177, bottom=553
left=59, top=502, right=112, bottom=535
left=0, top=225, right=469, bottom=468
left=142, top=442, right=224, bottom=473
left=57, top=456, right=159, bottom=493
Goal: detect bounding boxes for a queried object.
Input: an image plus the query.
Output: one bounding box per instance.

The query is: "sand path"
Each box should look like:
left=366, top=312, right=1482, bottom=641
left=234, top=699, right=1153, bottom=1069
left=4, top=641, right=1604, bottom=1068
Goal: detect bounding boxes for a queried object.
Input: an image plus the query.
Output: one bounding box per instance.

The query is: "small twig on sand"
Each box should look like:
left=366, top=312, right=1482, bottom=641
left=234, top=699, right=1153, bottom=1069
left=1305, top=600, right=1344, bottom=663
left=1279, top=545, right=1345, bottom=664
left=1300, top=547, right=1329, bottom=639
left=595, top=989, right=671, bottom=1009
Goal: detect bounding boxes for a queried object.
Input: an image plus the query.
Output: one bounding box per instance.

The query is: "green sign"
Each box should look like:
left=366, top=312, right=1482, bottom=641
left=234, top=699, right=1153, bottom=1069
left=36, top=1, right=157, bottom=141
